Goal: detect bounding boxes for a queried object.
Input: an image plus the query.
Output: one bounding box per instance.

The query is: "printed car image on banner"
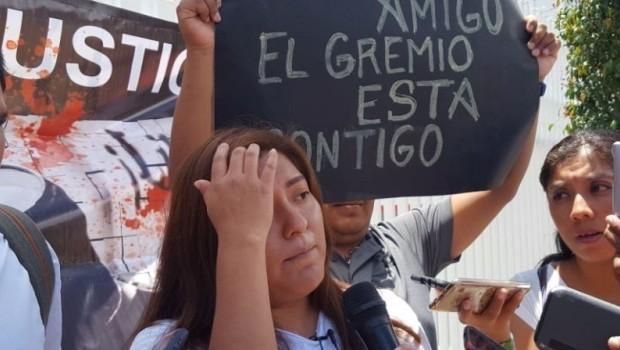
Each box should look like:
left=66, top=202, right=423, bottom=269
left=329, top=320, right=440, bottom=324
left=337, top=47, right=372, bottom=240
left=1, top=0, right=184, bottom=268
left=0, top=0, right=184, bottom=348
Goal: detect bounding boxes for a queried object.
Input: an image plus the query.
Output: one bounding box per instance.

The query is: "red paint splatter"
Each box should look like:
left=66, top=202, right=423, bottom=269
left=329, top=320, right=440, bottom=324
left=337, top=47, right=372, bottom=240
left=27, top=137, right=74, bottom=170
left=19, top=80, right=55, bottom=116
left=138, top=185, right=169, bottom=217
left=155, top=221, right=166, bottom=235
left=37, top=70, right=51, bottom=79
left=125, top=218, right=141, bottom=230
left=33, top=37, right=53, bottom=57
left=11, top=118, right=83, bottom=171
left=20, top=80, right=37, bottom=110
left=19, top=122, right=37, bottom=138
left=34, top=45, right=44, bottom=56
left=5, top=40, right=17, bottom=50
left=122, top=179, right=170, bottom=232
left=37, top=92, right=86, bottom=137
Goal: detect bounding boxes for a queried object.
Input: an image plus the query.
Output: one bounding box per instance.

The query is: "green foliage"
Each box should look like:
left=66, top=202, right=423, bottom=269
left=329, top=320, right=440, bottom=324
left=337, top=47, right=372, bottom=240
left=556, top=0, right=620, bottom=131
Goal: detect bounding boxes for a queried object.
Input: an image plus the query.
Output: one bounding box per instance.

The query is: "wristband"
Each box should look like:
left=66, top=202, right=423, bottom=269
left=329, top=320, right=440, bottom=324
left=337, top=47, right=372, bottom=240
left=500, top=336, right=515, bottom=350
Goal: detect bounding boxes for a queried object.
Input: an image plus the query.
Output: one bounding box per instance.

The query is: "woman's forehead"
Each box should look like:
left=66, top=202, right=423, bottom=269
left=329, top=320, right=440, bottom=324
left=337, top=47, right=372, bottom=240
left=257, top=152, right=305, bottom=183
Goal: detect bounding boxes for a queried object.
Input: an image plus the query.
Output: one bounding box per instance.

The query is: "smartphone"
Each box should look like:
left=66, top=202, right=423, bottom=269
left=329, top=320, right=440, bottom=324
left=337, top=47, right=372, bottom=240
left=428, top=278, right=530, bottom=313
left=613, top=142, right=620, bottom=214
left=534, top=286, right=620, bottom=350
left=463, top=326, right=504, bottom=350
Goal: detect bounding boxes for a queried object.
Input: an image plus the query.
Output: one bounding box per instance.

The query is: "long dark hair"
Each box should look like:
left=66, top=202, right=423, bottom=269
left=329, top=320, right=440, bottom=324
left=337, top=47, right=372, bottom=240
left=539, top=129, right=620, bottom=266
left=134, top=128, right=353, bottom=349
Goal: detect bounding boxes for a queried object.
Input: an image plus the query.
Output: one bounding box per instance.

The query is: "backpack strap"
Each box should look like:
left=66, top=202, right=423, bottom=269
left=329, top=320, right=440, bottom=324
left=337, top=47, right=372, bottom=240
left=0, top=204, right=55, bottom=326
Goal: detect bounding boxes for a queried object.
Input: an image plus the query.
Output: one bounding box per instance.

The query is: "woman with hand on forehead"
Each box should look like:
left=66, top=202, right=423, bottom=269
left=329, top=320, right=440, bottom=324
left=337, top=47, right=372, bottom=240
left=131, top=1, right=431, bottom=348
left=129, top=128, right=425, bottom=349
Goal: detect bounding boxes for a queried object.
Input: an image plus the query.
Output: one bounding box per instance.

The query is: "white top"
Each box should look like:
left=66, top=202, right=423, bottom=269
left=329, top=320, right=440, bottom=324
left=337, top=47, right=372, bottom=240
left=0, top=232, right=62, bottom=349
left=512, top=264, right=566, bottom=329
left=131, top=290, right=431, bottom=350
left=275, top=312, right=342, bottom=349
left=130, top=312, right=342, bottom=350
left=130, top=320, right=177, bottom=350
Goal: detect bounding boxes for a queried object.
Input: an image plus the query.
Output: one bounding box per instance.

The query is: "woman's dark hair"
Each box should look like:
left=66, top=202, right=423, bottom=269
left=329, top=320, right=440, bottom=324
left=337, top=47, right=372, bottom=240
left=133, top=128, right=353, bottom=349
left=539, top=129, right=620, bottom=266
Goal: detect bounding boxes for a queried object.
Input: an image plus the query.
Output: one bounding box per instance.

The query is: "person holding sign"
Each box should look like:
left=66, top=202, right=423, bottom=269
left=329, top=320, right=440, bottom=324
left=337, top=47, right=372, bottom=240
left=169, top=1, right=560, bottom=348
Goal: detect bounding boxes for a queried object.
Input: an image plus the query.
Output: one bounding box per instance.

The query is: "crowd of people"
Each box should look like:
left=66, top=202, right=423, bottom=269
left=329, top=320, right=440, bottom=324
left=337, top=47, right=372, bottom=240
left=1, top=0, right=619, bottom=349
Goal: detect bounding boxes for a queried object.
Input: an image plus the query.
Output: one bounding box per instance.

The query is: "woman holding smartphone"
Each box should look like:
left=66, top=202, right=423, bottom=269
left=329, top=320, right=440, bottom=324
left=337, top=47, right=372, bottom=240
left=511, top=130, right=620, bottom=349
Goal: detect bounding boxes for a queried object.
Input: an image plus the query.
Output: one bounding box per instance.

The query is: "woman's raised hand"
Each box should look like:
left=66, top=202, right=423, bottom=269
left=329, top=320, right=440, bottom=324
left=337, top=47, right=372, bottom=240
left=195, top=143, right=278, bottom=246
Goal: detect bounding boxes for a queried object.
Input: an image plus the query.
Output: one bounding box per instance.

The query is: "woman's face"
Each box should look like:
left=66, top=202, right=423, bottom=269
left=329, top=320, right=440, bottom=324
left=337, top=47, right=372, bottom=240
left=261, top=154, right=326, bottom=307
left=546, top=150, right=616, bottom=263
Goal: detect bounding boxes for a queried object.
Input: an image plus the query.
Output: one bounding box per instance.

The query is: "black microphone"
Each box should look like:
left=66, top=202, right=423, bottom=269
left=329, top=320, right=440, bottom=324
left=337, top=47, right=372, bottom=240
left=342, top=282, right=399, bottom=350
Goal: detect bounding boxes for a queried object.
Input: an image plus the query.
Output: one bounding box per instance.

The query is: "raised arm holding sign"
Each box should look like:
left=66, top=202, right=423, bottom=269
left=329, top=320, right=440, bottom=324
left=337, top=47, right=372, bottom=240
left=168, top=0, right=560, bottom=348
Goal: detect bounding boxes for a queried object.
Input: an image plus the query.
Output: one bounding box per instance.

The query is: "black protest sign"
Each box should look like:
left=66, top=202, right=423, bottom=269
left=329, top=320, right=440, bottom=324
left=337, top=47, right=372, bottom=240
left=0, top=0, right=184, bottom=129
left=215, top=0, right=539, bottom=202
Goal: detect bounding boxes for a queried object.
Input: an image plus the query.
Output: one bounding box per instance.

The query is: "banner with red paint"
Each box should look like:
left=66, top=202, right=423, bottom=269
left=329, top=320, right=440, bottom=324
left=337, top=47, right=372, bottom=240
left=0, top=1, right=183, bottom=348
left=1, top=0, right=184, bottom=266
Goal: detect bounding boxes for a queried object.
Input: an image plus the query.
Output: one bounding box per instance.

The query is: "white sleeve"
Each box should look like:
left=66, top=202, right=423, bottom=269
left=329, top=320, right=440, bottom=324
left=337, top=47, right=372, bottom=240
left=44, top=243, right=62, bottom=350
left=0, top=233, right=46, bottom=349
left=130, top=321, right=177, bottom=350
left=512, top=269, right=542, bottom=330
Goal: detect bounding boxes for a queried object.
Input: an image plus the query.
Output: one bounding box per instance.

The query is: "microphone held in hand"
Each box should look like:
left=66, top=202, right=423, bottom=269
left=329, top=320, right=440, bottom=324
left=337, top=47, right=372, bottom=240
left=343, top=282, right=399, bottom=350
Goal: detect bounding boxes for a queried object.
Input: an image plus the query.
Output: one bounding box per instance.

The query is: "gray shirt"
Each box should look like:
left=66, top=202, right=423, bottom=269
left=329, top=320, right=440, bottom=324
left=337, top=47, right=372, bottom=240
left=330, top=199, right=456, bottom=350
